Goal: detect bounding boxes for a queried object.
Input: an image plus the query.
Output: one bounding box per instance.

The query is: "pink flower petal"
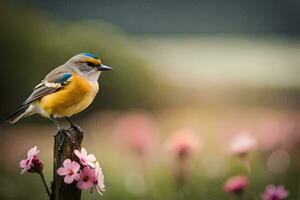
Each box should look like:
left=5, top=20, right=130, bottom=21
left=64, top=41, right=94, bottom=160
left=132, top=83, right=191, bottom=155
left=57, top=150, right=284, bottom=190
left=74, top=150, right=82, bottom=159
left=86, top=154, right=96, bottom=162
left=74, top=173, right=81, bottom=181
left=82, top=166, right=90, bottom=174
left=88, top=168, right=96, bottom=178
left=73, top=173, right=80, bottom=181
left=57, top=167, right=69, bottom=176
left=27, top=146, right=39, bottom=158
left=78, top=159, right=87, bottom=166
left=64, top=175, right=74, bottom=184
left=87, top=162, right=95, bottom=168
left=262, top=184, right=289, bottom=200
left=77, top=181, right=85, bottom=190
left=77, top=180, right=93, bottom=190
left=63, top=159, right=72, bottom=169
left=74, top=148, right=96, bottom=167
left=71, top=161, right=80, bottom=172
left=78, top=180, right=93, bottom=190
left=94, top=162, right=105, bottom=195
left=81, top=148, right=87, bottom=157
left=20, top=159, right=27, bottom=168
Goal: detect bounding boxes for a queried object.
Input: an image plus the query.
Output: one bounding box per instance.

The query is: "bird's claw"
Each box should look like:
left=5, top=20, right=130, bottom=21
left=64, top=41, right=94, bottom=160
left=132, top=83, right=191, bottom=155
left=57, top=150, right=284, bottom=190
left=57, top=129, right=71, bottom=152
left=71, top=124, right=84, bottom=141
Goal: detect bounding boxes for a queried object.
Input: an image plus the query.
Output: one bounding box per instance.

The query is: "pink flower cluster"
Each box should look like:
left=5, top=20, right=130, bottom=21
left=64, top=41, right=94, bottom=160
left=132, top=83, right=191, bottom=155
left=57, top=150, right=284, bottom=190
left=261, top=185, right=289, bottom=200
left=57, top=148, right=105, bottom=195
left=223, top=175, right=248, bottom=194
left=223, top=175, right=290, bottom=200
left=115, top=112, right=156, bottom=155
left=166, top=128, right=201, bottom=159
left=20, top=146, right=43, bottom=174
left=229, top=131, right=257, bottom=157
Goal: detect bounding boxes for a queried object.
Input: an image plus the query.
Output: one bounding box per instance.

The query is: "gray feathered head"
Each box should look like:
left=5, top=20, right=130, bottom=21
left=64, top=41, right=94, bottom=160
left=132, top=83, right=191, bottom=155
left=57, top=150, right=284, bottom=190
left=66, top=53, right=112, bottom=77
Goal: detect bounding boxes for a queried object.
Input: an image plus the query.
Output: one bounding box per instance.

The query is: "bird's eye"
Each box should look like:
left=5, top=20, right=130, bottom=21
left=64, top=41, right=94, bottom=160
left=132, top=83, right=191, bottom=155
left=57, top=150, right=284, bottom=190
left=86, top=61, right=96, bottom=67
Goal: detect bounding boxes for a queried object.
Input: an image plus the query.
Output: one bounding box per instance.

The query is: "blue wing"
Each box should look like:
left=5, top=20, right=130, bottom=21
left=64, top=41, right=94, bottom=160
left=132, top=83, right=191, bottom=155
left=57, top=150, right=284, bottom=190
left=22, top=72, right=72, bottom=106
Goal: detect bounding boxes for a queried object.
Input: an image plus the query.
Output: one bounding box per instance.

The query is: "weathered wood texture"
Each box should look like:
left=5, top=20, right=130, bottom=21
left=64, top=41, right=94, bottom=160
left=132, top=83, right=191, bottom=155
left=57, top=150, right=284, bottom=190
left=52, top=127, right=82, bottom=200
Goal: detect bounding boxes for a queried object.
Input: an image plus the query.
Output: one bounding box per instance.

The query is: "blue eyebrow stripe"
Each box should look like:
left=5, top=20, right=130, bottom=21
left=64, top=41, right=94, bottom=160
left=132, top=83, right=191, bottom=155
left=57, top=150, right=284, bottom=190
left=82, top=53, right=98, bottom=59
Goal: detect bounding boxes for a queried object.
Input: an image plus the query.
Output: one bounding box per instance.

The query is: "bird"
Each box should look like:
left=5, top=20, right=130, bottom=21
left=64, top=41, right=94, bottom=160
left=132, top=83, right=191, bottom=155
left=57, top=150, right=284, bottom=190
left=7, top=53, right=112, bottom=136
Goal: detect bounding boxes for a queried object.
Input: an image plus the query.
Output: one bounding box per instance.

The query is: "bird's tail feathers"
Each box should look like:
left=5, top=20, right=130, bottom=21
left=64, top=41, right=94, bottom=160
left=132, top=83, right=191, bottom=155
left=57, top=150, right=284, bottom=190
left=7, top=105, right=32, bottom=124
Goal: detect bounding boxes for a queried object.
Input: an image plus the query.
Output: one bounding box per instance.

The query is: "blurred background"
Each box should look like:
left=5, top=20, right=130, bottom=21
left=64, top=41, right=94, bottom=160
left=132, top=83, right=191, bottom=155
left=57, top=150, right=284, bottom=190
left=0, top=0, right=299, bottom=199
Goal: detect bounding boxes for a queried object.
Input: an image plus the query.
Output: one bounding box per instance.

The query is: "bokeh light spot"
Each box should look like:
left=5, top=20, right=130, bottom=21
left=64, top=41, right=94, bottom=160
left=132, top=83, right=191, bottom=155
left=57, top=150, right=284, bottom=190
left=123, top=172, right=147, bottom=196
left=267, top=150, right=290, bottom=174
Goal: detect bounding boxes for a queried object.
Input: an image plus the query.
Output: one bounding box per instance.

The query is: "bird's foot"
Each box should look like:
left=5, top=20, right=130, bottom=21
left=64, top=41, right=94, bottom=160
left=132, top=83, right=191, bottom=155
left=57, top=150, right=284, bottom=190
left=57, top=129, right=71, bottom=152
left=65, top=117, right=84, bottom=141
left=71, top=123, right=84, bottom=141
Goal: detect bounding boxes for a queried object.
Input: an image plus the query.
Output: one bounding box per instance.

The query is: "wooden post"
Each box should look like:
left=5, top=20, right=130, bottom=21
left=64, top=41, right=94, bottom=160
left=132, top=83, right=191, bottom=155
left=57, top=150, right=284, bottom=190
left=52, top=127, right=83, bottom=200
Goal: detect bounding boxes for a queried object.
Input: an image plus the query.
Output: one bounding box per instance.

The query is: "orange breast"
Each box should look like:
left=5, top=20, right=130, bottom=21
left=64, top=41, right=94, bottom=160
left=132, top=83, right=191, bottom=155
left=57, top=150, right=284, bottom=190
left=39, top=73, right=97, bottom=117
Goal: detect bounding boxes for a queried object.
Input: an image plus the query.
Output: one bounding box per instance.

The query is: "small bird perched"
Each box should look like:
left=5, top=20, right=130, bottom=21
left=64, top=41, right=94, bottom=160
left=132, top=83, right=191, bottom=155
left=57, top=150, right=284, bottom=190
left=7, top=53, right=112, bottom=133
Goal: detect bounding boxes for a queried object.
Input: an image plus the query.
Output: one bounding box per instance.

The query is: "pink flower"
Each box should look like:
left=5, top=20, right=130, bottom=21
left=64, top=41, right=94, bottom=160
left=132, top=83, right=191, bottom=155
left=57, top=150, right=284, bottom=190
left=115, top=112, right=157, bottom=155
left=94, top=161, right=105, bottom=195
left=57, top=159, right=80, bottom=184
left=261, top=185, right=289, bottom=200
left=19, top=146, right=43, bottom=174
left=166, top=128, right=201, bottom=159
left=229, top=131, right=257, bottom=157
left=223, top=175, right=248, bottom=194
left=74, top=148, right=96, bottom=168
left=75, top=166, right=95, bottom=190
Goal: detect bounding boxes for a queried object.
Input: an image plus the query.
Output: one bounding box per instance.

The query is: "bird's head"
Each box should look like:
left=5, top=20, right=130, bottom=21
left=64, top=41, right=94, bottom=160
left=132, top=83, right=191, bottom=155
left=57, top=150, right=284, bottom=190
left=66, top=53, right=112, bottom=79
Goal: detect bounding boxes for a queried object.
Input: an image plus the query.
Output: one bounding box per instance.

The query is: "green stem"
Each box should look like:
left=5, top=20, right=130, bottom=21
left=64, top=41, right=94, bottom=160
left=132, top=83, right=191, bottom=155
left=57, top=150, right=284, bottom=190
left=241, top=156, right=251, bottom=175
left=38, top=171, right=51, bottom=198
left=236, top=192, right=244, bottom=200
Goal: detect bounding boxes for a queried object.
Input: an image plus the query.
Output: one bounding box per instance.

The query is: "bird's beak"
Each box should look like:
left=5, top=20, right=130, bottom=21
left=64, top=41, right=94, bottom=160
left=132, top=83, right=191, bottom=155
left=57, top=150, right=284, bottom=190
left=97, top=65, right=112, bottom=71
